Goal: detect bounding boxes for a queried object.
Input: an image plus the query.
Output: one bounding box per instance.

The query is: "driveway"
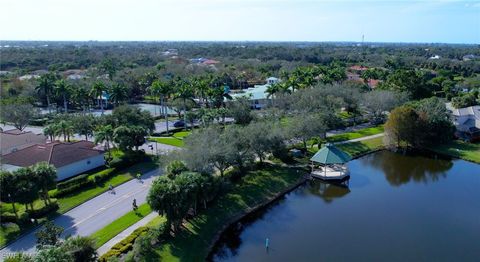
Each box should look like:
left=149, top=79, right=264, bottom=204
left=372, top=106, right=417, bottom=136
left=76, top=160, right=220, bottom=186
left=0, top=169, right=161, bottom=258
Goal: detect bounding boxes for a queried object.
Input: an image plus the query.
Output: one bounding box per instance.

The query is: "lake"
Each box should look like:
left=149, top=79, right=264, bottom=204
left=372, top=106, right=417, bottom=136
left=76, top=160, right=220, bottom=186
left=211, top=151, right=480, bottom=262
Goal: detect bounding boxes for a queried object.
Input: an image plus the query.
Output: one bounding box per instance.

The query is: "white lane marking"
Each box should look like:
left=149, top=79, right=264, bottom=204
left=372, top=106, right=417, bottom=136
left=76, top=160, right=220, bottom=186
left=68, top=186, right=149, bottom=229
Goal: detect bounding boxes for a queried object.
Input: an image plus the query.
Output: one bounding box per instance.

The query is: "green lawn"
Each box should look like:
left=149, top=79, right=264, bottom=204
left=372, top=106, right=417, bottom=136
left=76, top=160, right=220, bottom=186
left=149, top=131, right=190, bottom=147
left=172, top=131, right=191, bottom=139
left=326, top=125, right=384, bottom=143
left=149, top=137, right=184, bottom=147
left=0, top=160, right=158, bottom=247
left=336, top=136, right=385, bottom=157
left=91, top=204, right=152, bottom=248
left=152, top=164, right=305, bottom=261
left=429, top=140, right=480, bottom=163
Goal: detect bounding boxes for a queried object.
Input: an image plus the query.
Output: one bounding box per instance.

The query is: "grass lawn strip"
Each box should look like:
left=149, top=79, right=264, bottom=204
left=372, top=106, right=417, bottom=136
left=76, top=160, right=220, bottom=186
left=152, top=164, right=305, bottom=261
left=91, top=204, right=152, bottom=248
left=326, top=125, right=384, bottom=143
left=149, top=137, right=184, bottom=147
left=336, top=136, right=385, bottom=157
left=429, top=140, right=480, bottom=163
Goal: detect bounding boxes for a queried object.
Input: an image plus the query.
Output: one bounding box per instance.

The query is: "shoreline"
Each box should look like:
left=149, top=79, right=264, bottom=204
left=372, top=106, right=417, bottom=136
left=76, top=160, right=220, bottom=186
left=205, top=174, right=307, bottom=260
left=205, top=148, right=383, bottom=260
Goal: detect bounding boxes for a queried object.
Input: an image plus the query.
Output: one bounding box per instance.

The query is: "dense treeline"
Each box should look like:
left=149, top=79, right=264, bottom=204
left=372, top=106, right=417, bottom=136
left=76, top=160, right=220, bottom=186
left=1, top=41, right=479, bottom=76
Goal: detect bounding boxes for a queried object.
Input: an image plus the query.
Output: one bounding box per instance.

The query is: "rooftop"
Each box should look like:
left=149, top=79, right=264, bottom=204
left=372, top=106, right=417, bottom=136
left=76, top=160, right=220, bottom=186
left=1, top=141, right=103, bottom=168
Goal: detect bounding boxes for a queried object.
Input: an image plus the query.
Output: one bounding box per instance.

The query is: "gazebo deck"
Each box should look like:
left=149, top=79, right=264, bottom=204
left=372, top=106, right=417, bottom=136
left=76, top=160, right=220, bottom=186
left=311, top=166, right=350, bottom=181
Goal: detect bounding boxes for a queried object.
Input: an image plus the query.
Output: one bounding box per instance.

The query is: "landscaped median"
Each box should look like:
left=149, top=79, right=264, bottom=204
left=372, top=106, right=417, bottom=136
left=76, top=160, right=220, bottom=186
left=428, top=140, right=480, bottom=164
left=91, top=204, right=152, bottom=249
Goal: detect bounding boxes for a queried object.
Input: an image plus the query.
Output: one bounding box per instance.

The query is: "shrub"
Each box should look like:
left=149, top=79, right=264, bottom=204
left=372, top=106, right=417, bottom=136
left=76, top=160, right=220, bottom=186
left=1, top=213, right=17, bottom=223
left=52, top=180, right=95, bottom=198
left=57, top=173, right=90, bottom=190
left=98, top=226, right=149, bottom=262
left=91, top=168, right=116, bottom=184
left=26, top=203, right=59, bottom=219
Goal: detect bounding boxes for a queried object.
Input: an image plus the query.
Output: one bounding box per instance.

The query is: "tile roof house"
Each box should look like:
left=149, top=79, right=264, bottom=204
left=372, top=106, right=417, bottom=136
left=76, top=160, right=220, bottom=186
left=1, top=129, right=47, bottom=155
left=1, top=141, right=105, bottom=181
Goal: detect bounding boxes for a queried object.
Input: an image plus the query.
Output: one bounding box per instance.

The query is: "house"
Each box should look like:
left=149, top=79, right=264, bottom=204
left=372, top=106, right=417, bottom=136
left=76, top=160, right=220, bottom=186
left=429, top=55, right=441, bottom=60
left=229, top=77, right=281, bottom=109
left=1, top=129, right=47, bottom=155
left=1, top=141, right=105, bottom=181
left=266, top=77, right=280, bottom=85
left=231, top=84, right=270, bottom=109
left=446, top=103, right=480, bottom=141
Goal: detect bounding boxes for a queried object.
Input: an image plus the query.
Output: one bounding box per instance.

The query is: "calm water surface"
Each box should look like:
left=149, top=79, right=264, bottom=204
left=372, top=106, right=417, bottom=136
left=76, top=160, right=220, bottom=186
left=211, top=151, right=480, bottom=262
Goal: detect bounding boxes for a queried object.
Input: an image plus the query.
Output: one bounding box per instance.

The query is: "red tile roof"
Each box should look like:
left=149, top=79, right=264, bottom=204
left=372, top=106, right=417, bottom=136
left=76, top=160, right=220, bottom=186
left=1, top=141, right=103, bottom=168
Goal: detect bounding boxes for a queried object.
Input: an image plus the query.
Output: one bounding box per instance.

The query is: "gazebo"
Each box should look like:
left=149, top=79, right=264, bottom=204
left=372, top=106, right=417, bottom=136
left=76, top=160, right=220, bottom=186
left=310, top=143, right=352, bottom=181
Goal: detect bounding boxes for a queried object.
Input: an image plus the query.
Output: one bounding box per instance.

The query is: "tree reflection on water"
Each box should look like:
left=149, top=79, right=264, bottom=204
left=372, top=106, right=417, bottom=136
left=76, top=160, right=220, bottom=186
left=361, top=150, right=453, bottom=186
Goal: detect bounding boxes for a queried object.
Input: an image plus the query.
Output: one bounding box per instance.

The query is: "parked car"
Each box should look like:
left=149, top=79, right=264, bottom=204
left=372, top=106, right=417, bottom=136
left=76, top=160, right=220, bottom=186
left=173, top=120, right=185, bottom=127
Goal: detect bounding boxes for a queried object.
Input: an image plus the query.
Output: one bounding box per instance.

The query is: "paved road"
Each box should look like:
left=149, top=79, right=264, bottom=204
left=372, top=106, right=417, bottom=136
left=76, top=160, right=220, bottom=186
left=0, top=169, right=161, bottom=258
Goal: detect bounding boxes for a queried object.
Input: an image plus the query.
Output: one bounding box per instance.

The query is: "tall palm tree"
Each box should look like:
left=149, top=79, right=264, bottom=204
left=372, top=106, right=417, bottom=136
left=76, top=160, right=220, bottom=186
left=43, top=124, right=58, bottom=141
left=149, top=80, right=172, bottom=133
left=266, top=83, right=280, bottom=106
left=36, top=73, right=57, bottom=113
left=109, top=83, right=128, bottom=107
left=57, top=120, right=74, bottom=142
left=94, top=125, right=114, bottom=160
left=54, top=79, right=72, bottom=113
left=90, top=81, right=106, bottom=114
left=174, top=79, right=195, bottom=130
left=72, top=84, right=92, bottom=113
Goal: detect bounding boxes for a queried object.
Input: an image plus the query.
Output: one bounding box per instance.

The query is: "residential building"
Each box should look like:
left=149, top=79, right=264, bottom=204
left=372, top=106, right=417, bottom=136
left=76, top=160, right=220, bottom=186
left=1, top=141, right=105, bottom=180
left=230, top=77, right=281, bottom=109
left=446, top=103, right=480, bottom=141
left=1, top=129, right=47, bottom=155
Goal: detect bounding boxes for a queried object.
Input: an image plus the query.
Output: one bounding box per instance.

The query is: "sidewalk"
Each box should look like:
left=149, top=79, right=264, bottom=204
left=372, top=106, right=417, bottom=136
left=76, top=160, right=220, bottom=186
left=96, top=212, right=158, bottom=256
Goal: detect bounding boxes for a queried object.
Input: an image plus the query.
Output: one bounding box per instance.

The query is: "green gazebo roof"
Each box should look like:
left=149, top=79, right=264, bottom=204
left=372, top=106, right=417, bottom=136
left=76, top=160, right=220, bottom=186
left=310, top=143, right=352, bottom=164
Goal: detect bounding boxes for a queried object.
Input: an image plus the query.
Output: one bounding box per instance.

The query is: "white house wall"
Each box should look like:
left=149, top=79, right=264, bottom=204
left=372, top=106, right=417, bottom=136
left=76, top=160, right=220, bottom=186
left=56, top=154, right=105, bottom=181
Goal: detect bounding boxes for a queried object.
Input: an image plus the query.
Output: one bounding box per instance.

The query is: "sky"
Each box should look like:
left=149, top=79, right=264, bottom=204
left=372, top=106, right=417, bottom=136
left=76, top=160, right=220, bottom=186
left=0, top=0, right=479, bottom=44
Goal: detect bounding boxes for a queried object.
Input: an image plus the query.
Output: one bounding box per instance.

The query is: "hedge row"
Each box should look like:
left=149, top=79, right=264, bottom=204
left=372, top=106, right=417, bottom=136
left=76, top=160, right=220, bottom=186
left=1, top=203, right=59, bottom=224
left=51, top=168, right=116, bottom=198
left=98, top=226, right=149, bottom=262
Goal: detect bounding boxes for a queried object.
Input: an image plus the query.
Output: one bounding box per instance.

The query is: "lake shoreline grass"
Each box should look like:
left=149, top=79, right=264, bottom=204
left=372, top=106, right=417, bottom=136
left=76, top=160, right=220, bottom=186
left=428, top=140, right=480, bottom=164
left=151, top=164, right=307, bottom=261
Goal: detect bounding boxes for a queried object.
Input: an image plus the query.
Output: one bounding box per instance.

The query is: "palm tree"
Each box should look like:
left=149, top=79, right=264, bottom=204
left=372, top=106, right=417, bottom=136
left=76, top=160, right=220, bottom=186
left=43, top=124, right=58, bottom=141
left=174, top=79, right=195, bottom=130
left=109, top=83, right=128, bottom=107
left=36, top=73, right=57, bottom=113
left=90, top=81, right=106, bottom=114
left=94, top=125, right=114, bottom=160
left=149, top=80, right=172, bottom=133
left=57, top=120, right=74, bottom=142
left=72, top=85, right=92, bottom=113
left=266, top=83, right=280, bottom=106
left=54, top=79, right=72, bottom=113
left=32, top=162, right=56, bottom=205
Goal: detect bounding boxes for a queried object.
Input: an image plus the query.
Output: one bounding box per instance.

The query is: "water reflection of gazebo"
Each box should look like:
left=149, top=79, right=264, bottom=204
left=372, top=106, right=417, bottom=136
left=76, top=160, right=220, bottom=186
left=310, top=143, right=352, bottom=181
left=309, top=180, right=351, bottom=203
